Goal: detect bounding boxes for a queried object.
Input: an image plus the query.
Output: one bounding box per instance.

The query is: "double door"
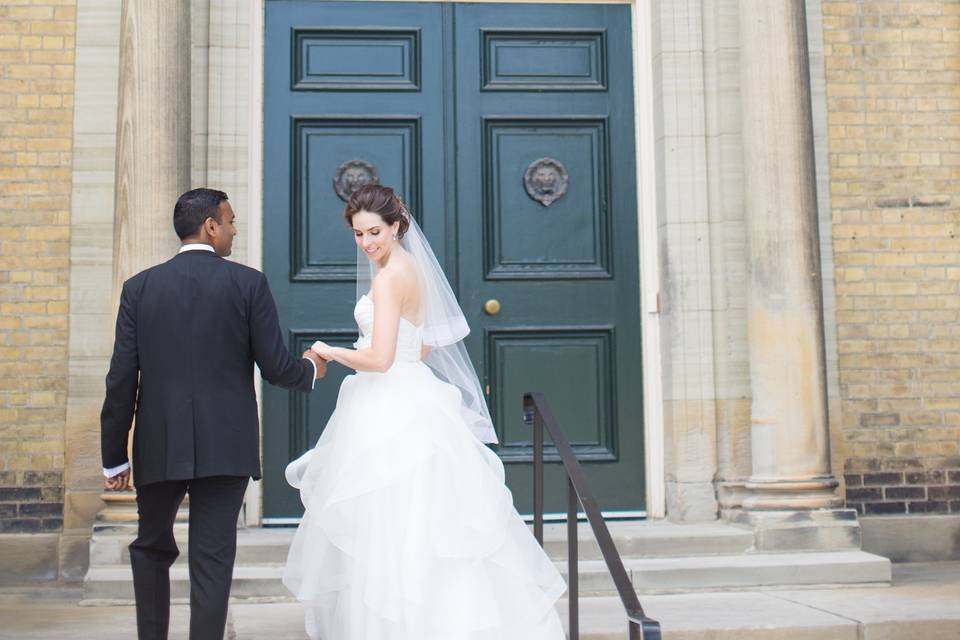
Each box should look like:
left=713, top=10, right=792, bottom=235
left=263, top=1, right=644, bottom=519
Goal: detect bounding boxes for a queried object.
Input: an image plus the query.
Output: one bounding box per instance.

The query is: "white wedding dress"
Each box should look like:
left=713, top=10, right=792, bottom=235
left=282, top=294, right=566, bottom=639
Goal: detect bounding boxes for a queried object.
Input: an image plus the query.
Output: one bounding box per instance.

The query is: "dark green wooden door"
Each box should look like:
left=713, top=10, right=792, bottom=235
left=262, top=1, right=450, bottom=519
left=263, top=1, right=643, bottom=519
left=453, top=5, right=644, bottom=513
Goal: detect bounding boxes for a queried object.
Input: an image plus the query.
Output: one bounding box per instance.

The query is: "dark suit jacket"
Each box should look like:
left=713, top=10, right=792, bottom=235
left=100, top=249, right=314, bottom=487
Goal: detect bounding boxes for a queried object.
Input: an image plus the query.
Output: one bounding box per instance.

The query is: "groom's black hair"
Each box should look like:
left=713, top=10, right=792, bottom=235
left=173, top=188, right=229, bottom=239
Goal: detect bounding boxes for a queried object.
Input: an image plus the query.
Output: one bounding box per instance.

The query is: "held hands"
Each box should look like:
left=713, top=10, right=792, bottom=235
left=302, top=349, right=328, bottom=379
left=310, top=340, right=335, bottom=361
left=104, top=469, right=131, bottom=491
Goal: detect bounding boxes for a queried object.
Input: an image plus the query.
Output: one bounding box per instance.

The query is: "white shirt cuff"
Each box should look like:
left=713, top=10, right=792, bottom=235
left=103, top=462, right=129, bottom=478
left=305, top=357, right=317, bottom=389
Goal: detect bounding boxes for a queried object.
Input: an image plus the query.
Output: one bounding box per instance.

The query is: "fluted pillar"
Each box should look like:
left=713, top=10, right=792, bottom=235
left=104, top=0, right=190, bottom=514
left=113, top=0, right=190, bottom=290
left=738, top=0, right=841, bottom=513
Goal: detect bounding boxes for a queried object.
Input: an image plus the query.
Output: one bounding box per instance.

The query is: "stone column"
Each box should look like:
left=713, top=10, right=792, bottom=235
left=102, top=0, right=190, bottom=518
left=113, top=0, right=190, bottom=288
left=738, top=0, right=842, bottom=521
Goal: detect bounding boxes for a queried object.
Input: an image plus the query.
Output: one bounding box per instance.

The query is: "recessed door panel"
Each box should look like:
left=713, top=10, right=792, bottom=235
left=483, top=117, right=611, bottom=279
left=293, top=28, right=421, bottom=91
left=291, top=117, right=421, bottom=281
left=489, top=328, right=617, bottom=462
left=482, top=30, right=607, bottom=91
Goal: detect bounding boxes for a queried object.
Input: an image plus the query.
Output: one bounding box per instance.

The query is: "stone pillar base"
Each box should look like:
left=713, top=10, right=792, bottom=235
left=730, top=508, right=862, bottom=552
left=717, top=481, right=749, bottom=515
left=96, top=491, right=188, bottom=524
left=742, top=477, right=843, bottom=511
left=666, top=480, right=719, bottom=523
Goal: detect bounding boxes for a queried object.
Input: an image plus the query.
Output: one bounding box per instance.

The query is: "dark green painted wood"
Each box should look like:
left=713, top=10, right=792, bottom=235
left=454, top=4, right=644, bottom=513
left=263, top=2, right=448, bottom=518
left=263, top=2, right=643, bottom=518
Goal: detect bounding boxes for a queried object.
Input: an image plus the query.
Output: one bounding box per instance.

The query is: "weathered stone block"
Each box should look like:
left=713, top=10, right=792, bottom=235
left=0, top=487, right=40, bottom=501
left=0, top=533, right=58, bottom=582
left=861, top=514, right=960, bottom=561
left=908, top=500, right=949, bottom=513
left=731, top=509, right=863, bottom=552
left=18, top=502, right=62, bottom=517
left=666, top=481, right=719, bottom=523
left=884, top=486, right=925, bottom=500
left=847, top=487, right=882, bottom=501
left=860, top=412, right=900, bottom=427
left=0, top=518, right=40, bottom=533
left=844, top=473, right=862, bottom=487
left=929, top=486, right=960, bottom=500
left=39, top=517, right=63, bottom=531
left=865, top=502, right=906, bottom=515
left=21, top=470, right=61, bottom=486
left=58, top=531, right=89, bottom=582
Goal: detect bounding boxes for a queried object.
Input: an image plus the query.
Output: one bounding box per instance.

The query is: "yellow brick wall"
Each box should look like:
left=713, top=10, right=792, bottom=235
left=0, top=1, right=76, bottom=533
left=823, top=0, right=960, bottom=514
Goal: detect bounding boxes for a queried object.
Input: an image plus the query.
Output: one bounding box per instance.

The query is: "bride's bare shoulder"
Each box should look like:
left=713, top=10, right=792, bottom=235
left=373, top=257, right=417, bottom=295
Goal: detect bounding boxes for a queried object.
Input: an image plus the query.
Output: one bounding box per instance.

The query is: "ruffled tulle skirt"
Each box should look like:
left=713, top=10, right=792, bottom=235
left=282, top=361, right=566, bottom=640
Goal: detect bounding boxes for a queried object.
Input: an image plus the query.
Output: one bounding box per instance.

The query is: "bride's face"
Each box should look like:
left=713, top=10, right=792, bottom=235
left=352, top=210, right=399, bottom=262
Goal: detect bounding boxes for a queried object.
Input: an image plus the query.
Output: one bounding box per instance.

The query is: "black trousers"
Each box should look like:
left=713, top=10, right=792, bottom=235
left=129, top=475, right=249, bottom=640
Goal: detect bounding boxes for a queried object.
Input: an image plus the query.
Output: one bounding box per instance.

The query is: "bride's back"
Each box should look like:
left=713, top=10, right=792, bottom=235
left=374, top=247, right=422, bottom=327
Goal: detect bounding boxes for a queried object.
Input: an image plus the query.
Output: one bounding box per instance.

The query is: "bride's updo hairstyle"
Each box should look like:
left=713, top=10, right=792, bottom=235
left=344, top=184, right=411, bottom=240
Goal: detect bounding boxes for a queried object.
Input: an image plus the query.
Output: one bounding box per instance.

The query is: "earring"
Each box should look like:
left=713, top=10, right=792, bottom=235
left=392, top=233, right=398, bottom=241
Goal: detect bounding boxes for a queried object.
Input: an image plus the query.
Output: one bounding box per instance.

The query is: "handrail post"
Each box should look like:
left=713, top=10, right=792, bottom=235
left=530, top=395, right=544, bottom=545
left=640, top=619, right=662, bottom=640
left=567, top=476, right=579, bottom=640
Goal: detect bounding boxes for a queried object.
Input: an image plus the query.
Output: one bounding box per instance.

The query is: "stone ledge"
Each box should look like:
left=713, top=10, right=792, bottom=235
left=0, top=533, right=59, bottom=583
left=861, top=514, right=960, bottom=562
left=729, top=508, right=862, bottom=551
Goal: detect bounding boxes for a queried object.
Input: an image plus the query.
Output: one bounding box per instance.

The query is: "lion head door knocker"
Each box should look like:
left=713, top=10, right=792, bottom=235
left=523, top=157, right=569, bottom=207
left=333, top=159, right=380, bottom=202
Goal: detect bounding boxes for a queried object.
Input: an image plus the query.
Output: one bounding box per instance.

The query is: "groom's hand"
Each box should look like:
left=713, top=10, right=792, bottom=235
left=104, top=469, right=131, bottom=491
left=303, top=350, right=327, bottom=379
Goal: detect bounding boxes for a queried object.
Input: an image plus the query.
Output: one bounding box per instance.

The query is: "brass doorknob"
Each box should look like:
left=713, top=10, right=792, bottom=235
left=484, top=299, right=502, bottom=316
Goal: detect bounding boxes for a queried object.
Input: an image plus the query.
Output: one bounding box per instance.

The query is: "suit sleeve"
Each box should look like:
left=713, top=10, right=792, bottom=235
left=250, top=272, right=314, bottom=392
left=100, top=280, right=140, bottom=470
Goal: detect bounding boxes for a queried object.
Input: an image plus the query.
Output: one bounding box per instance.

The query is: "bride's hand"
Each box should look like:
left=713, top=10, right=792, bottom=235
left=311, top=340, right=334, bottom=360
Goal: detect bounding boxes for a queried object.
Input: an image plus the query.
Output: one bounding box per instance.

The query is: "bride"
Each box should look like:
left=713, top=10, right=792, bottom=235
left=282, top=184, right=566, bottom=639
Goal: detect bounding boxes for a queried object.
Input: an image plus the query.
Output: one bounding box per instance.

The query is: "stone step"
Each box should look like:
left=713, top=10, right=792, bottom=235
left=96, top=494, right=189, bottom=525
left=82, top=550, right=891, bottom=604
left=553, top=587, right=960, bottom=640
left=541, top=520, right=755, bottom=560
left=83, top=564, right=291, bottom=603
left=561, top=550, right=891, bottom=595
left=89, top=525, right=291, bottom=567
left=88, top=520, right=756, bottom=568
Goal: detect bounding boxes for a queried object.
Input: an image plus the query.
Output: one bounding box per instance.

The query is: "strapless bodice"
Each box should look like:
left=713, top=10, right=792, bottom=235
left=353, top=294, right=423, bottom=363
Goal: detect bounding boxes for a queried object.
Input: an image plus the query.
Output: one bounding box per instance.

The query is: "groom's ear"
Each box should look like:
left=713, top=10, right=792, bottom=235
left=202, top=216, right=218, bottom=236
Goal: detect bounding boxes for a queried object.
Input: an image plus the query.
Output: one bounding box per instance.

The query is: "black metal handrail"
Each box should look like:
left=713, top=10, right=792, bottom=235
left=524, top=391, right=661, bottom=640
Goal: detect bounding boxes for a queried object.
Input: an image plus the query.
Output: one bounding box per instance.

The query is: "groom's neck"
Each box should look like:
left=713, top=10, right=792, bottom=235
left=181, top=238, right=213, bottom=248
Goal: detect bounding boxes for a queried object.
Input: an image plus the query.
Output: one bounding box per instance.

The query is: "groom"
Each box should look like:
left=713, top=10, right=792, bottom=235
left=100, top=188, right=326, bottom=640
